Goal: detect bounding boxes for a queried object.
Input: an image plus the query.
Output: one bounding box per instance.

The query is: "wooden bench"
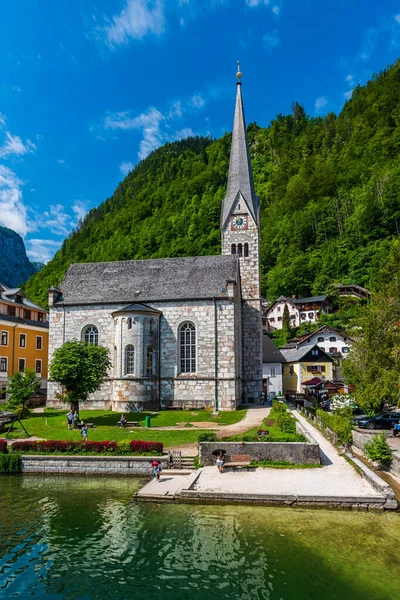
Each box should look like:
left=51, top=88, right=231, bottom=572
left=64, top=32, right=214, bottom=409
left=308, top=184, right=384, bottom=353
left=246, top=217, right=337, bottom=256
left=126, top=421, right=139, bottom=427
left=79, top=422, right=94, bottom=429
left=223, top=454, right=252, bottom=468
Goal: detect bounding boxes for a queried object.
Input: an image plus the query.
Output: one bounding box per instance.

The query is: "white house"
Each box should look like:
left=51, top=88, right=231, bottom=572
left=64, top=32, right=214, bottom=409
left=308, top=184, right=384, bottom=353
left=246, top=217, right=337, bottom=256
left=262, top=336, right=285, bottom=397
left=293, top=326, right=353, bottom=359
left=265, top=295, right=332, bottom=331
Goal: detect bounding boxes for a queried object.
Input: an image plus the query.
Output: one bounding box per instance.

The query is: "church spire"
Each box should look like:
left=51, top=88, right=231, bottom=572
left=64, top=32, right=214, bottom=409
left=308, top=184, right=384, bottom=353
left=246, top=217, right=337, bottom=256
left=221, top=64, right=260, bottom=229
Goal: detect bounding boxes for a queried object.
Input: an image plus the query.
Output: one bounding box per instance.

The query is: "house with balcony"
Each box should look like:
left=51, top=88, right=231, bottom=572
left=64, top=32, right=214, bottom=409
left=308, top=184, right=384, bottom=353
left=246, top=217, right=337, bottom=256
left=280, top=343, right=334, bottom=394
left=265, top=295, right=332, bottom=331
left=0, top=284, right=49, bottom=402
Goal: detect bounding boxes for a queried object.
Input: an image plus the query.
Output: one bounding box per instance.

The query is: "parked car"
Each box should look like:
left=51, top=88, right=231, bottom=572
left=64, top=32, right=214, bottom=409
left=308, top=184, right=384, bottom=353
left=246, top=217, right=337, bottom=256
left=319, top=400, right=331, bottom=411
left=356, top=412, right=400, bottom=430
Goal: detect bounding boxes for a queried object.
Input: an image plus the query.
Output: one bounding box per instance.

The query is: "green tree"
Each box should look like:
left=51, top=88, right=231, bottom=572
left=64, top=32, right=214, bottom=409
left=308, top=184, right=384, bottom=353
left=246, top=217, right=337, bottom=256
left=282, top=304, right=291, bottom=332
left=50, top=340, right=111, bottom=410
left=342, top=275, right=400, bottom=413
left=6, top=369, right=41, bottom=410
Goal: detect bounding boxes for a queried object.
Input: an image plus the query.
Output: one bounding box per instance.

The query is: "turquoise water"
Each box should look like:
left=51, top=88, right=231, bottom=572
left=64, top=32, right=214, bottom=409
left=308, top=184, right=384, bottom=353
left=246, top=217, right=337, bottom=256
left=0, top=475, right=399, bottom=600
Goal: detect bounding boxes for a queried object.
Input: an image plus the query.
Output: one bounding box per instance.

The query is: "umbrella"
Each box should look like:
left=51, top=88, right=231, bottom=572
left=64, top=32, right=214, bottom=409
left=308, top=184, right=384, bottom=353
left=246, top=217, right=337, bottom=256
left=211, top=449, right=227, bottom=456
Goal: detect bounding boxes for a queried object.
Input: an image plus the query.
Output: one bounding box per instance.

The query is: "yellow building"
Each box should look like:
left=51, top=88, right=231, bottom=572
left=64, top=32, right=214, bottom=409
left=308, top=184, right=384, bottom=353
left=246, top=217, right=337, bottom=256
left=0, top=284, right=49, bottom=400
left=281, top=344, right=333, bottom=394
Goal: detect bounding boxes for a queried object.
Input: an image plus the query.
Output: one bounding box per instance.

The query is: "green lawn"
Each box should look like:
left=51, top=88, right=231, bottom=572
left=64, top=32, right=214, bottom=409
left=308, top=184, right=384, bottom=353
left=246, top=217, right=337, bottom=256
left=6, top=408, right=248, bottom=447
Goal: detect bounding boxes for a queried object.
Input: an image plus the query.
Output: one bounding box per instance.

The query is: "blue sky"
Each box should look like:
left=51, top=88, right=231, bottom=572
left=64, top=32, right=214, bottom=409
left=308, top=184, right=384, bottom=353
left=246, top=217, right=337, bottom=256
left=1, top=0, right=400, bottom=263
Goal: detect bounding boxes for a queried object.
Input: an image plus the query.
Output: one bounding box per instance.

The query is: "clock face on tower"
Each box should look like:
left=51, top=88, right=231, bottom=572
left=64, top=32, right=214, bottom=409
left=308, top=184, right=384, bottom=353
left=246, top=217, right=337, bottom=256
left=231, top=214, right=248, bottom=231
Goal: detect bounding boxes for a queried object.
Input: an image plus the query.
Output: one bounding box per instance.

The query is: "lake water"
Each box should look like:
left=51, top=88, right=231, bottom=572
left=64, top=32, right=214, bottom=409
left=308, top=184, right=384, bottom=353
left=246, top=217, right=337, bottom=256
left=0, top=475, right=399, bottom=600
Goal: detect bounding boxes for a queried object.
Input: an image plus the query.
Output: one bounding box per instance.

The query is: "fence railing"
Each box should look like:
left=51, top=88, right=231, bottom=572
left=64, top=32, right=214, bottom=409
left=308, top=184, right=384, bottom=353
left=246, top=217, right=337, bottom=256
left=296, top=404, right=340, bottom=446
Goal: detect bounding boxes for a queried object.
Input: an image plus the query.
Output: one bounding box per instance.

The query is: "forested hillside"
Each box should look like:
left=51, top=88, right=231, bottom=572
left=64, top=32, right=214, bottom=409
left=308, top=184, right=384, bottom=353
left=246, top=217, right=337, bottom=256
left=25, top=60, right=400, bottom=308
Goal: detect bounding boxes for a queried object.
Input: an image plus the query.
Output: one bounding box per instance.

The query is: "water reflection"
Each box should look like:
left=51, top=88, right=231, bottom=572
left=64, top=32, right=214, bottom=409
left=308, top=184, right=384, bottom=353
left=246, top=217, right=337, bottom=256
left=0, top=475, right=399, bottom=600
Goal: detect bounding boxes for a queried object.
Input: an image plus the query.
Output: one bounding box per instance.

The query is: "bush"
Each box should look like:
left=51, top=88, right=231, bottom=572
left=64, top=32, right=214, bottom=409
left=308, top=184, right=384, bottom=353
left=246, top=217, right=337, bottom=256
left=222, top=433, right=306, bottom=443
left=364, top=433, right=393, bottom=466
left=0, top=454, right=20, bottom=473
left=316, top=410, right=353, bottom=444
left=276, top=413, right=297, bottom=434
left=10, top=439, right=163, bottom=456
left=272, top=400, right=287, bottom=413
left=198, top=432, right=217, bottom=442
left=0, top=439, right=7, bottom=454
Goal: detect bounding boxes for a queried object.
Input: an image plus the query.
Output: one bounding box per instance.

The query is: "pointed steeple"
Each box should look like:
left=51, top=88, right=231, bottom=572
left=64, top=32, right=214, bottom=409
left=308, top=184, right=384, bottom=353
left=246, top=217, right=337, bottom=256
left=221, top=64, right=260, bottom=229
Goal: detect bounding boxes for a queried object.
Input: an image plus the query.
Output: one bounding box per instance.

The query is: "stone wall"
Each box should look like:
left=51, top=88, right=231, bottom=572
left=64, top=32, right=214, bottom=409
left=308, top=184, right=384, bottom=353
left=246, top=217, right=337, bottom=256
left=352, top=430, right=400, bottom=479
left=199, top=441, right=320, bottom=466
left=48, top=297, right=242, bottom=411
left=20, top=455, right=169, bottom=475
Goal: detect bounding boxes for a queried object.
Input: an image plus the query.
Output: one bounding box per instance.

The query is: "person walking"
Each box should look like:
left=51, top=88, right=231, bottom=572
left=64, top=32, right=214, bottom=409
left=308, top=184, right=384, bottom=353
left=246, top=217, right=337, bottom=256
left=66, top=409, right=73, bottom=430
left=392, top=421, right=400, bottom=437
left=259, top=391, right=265, bottom=405
left=81, top=423, right=88, bottom=441
left=73, top=410, right=79, bottom=430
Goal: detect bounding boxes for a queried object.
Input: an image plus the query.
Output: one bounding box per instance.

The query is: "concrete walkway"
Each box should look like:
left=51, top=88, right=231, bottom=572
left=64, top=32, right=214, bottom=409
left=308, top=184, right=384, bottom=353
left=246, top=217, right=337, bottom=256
left=138, top=407, right=396, bottom=509
left=216, top=405, right=270, bottom=439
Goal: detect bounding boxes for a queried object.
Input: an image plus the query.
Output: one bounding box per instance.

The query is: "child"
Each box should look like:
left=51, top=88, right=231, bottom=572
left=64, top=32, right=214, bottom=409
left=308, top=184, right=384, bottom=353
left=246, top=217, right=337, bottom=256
left=66, top=410, right=73, bottom=430
left=73, top=410, right=79, bottom=430
left=81, top=423, right=88, bottom=441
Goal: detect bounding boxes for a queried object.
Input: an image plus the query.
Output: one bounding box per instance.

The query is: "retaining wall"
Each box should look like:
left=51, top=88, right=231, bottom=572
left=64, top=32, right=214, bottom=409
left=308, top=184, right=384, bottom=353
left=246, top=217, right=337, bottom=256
left=199, top=440, right=320, bottom=466
left=20, top=455, right=169, bottom=476
left=352, top=430, right=400, bottom=479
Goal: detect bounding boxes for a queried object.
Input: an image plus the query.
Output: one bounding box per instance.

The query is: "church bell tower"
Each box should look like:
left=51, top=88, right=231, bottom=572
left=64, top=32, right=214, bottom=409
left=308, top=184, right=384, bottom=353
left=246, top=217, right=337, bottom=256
left=221, top=63, right=262, bottom=402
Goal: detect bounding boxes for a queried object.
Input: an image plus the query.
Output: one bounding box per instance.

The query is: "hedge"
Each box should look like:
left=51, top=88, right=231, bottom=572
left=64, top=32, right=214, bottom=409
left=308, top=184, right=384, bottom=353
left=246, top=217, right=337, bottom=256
left=0, top=454, right=20, bottom=473
left=0, top=439, right=7, bottom=454
left=198, top=432, right=217, bottom=442
left=10, top=439, right=163, bottom=455
left=316, top=410, right=353, bottom=443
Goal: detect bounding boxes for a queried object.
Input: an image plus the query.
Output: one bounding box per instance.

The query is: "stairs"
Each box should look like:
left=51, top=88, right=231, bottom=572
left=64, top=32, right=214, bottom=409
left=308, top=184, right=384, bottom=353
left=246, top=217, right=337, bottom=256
left=180, top=456, right=197, bottom=470
left=169, top=451, right=197, bottom=470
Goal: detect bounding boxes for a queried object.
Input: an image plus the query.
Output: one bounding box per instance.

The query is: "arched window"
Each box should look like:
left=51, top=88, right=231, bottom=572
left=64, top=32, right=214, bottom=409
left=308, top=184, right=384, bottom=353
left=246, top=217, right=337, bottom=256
left=127, top=318, right=132, bottom=330
left=317, top=337, right=324, bottom=343
left=238, top=243, right=243, bottom=257
left=329, top=336, right=337, bottom=342
left=83, top=325, right=98, bottom=346
left=146, top=345, right=155, bottom=375
left=179, top=322, right=196, bottom=373
left=231, top=244, right=236, bottom=255
left=244, top=243, right=249, bottom=257
left=149, top=319, right=154, bottom=333
left=125, top=345, right=135, bottom=375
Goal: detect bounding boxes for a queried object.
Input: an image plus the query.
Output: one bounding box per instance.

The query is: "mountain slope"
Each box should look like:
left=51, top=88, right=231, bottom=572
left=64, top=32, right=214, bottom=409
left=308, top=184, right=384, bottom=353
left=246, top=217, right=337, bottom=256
left=24, top=60, right=400, bottom=307
left=0, top=226, right=43, bottom=288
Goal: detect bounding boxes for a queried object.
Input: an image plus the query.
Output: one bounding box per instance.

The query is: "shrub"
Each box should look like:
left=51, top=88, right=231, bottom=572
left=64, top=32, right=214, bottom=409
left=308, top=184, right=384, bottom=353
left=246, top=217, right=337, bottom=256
left=316, top=410, right=353, bottom=444
left=364, top=433, right=393, bottom=466
left=276, top=413, right=297, bottom=434
left=198, top=432, right=217, bottom=442
left=11, top=440, right=38, bottom=453
left=129, top=440, right=163, bottom=455
left=84, top=441, right=119, bottom=453
left=272, top=400, right=287, bottom=413
left=0, top=454, right=20, bottom=473
left=117, top=440, right=131, bottom=454
left=0, top=439, right=7, bottom=454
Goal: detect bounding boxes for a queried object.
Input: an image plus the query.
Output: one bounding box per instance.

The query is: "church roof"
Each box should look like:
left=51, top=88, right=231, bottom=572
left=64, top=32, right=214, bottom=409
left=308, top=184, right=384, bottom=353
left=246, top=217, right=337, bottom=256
left=112, top=303, right=162, bottom=315
left=221, top=80, right=260, bottom=229
left=56, top=255, right=239, bottom=306
left=262, top=336, right=286, bottom=363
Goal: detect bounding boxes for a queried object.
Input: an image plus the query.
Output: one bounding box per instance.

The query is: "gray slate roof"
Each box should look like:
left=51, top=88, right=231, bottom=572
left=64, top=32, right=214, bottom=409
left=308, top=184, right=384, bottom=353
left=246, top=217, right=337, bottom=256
left=112, top=303, right=162, bottom=315
left=57, top=255, right=239, bottom=305
left=262, top=336, right=286, bottom=363
left=0, top=282, right=47, bottom=311
left=280, top=343, right=333, bottom=363
left=221, top=82, right=260, bottom=229
left=0, top=313, right=49, bottom=329
left=293, top=295, right=328, bottom=304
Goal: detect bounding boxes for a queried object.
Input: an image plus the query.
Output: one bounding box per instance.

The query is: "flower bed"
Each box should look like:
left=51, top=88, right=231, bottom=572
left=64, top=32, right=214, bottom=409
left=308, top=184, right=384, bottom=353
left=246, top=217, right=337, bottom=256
left=9, top=439, right=163, bottom=456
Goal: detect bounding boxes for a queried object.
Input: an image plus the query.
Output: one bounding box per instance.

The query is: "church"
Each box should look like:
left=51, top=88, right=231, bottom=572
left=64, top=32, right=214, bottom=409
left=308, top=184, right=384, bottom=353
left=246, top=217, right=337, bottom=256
left=47, top=68, right=263, bottom=412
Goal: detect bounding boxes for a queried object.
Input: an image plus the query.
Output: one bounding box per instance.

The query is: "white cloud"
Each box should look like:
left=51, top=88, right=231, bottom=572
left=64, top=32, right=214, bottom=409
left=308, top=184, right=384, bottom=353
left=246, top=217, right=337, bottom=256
left=72, top=201, right=90, bottom=223
left=120, top=161, right=134, bottom=176
left=41, top=204, right=73, bottom=236
left=272, top=5, right=279, bottom=15
left=344, top=90, right=353, bottom=100
left=315, top=96, right=328, bottom=113
left=395, top=13, right=400, bottom=24
left=0, top=165, right=28, bottom=236
left=96, top=0, right=165, bottom=49
left=0, top=132, right=36, bottom=159
left=174, top=127, right=194, bottom=139
left=57, top=159, right=66, bottom=164
left=345, top=74, right=354, bottom=86
left=0, top=114, right=6, bottom=127
left=190, top=93, right=206, bottom=109
left=105, top=107, right=164, bottom=160
left=263, top=30, right=279, bottom=50
left=25, top=239, right=62, bottom=264
left=245, top=0, right=280, bottom=14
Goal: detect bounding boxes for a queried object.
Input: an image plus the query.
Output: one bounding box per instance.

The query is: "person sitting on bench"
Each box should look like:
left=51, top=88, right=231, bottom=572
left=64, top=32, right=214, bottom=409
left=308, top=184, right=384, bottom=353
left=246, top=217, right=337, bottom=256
left=118, top=414, right=127, bottom=428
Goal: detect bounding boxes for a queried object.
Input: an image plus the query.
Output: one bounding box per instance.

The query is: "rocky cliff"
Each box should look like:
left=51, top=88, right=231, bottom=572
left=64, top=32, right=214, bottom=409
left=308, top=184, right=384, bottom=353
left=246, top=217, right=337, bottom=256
left=0, top=226, right=43, bottom=288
